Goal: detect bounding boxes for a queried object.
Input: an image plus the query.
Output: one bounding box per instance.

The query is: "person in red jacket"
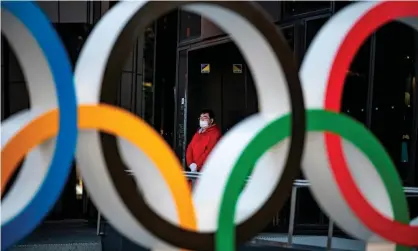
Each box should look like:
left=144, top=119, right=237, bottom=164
left=186, top=109, right=221, bottom=172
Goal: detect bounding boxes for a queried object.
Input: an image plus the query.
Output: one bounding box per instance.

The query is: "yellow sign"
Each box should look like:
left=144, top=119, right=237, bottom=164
left=233, top=64, right=242, bottom=74
left=201, top=64, right=210, bottom=73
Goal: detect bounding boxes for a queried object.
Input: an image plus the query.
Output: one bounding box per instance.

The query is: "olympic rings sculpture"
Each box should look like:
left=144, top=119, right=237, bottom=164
left=1, top=1, right=417, bottom=251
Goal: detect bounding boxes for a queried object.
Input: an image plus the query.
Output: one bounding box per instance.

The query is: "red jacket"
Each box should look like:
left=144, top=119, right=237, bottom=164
left=186, top=125, right=221, bottom=171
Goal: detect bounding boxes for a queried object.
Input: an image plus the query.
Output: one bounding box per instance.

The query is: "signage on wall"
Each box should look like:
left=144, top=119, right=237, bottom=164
left=201, top=63, right=210, bottom=73
left=233, top=64, right=243, bottom=73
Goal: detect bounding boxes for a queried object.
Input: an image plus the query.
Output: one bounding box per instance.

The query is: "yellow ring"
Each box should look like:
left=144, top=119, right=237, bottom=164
left=1, top=104, right=197, bottom=231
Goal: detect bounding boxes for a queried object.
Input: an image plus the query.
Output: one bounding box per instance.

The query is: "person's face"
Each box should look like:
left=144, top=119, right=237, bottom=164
left=199, top=113, right=213, bottom=128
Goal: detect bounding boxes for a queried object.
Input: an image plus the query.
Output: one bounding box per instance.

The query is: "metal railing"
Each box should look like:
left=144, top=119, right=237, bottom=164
left=96, top=171, right=418, bottom=250
left=286, top=179, right=418, bottom=249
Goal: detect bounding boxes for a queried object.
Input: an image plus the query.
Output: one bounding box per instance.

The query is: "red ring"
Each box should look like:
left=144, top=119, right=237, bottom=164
left=324, top=1, right=418, bottom=246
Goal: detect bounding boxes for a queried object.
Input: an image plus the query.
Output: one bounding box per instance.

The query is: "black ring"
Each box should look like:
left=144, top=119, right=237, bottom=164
left=99, top=1, right=305, bottom=250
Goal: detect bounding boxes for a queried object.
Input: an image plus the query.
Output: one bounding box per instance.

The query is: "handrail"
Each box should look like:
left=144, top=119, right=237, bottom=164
left=286, top=180, right=418, bottom=249
left=125, top=170, right=418, bottom=194
left=98, top=170, right=417, bottom=242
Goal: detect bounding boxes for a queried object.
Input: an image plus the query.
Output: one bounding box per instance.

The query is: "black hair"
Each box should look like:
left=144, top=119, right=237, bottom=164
left=200, top=109, right=215, bottom=120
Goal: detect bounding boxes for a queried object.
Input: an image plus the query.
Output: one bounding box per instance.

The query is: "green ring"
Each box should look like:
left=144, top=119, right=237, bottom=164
left=216, top=109, right=410, bottom=251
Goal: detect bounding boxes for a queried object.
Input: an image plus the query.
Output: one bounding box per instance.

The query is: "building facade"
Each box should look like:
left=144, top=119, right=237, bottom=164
left=1, top=1, right=417, bottom=235
left=173, top=2, right=418, bottom=190
left=171, top=1, right=418, bottom=234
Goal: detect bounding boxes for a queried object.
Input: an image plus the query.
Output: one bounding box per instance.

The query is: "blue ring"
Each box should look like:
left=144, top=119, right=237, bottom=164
left=1, top=2, right=77, bottom=249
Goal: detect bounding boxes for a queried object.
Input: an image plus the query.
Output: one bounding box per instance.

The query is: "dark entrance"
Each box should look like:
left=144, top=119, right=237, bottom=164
left=187, top=42, right=258, bottom=143
left=186, top=41, right=289, bottom=233
left=184, top=38, right=328, bottom=234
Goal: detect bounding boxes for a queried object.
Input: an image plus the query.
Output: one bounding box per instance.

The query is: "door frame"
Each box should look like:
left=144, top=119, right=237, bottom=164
left=175, top=35, right=231, bottom=164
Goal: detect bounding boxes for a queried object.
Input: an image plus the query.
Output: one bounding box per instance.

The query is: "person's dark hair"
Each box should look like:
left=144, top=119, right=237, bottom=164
left=200, top=109, right=215, bottom=120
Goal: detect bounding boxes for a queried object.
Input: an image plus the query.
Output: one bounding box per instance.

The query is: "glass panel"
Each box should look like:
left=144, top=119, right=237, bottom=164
left=283, top=1, right=331, bottom=17
left=8, top=82, right=29, bottom=113
left=8, top=48, right=25, bottom=83
left=179, top=10, right=201, bottom=42
left=176, top=50, right=188, bottom=162
left=305, top=17, right=329, bottom=50
left=141, top=24, right=156, bottom=125
left=371, top=22, right=416, bottom=183
left=153, top=12, right=177, bottom=148
left=122, top=45, right=134, bottom=72
left=295, top=189, right=322, bottom=225
left=341, top=38, right=371, bottom=124
left=120, top=72, right=133, bottom=110
left=282, top=26, right=295, bottom=51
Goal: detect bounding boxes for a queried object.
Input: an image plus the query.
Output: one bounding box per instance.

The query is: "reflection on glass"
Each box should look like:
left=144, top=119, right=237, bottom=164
left=371, top=22, right=415, bottom=184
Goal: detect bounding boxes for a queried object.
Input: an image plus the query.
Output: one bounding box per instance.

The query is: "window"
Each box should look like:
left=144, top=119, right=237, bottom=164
left=282, top=1, right=331, bottom=17
left=370, top=22, right=416, bottom=184
left=178, top=10, right=201, bottom=42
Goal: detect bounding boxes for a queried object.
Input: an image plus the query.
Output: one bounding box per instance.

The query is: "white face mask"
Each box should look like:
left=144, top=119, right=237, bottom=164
left=199, top=120, right=209, bottom=128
